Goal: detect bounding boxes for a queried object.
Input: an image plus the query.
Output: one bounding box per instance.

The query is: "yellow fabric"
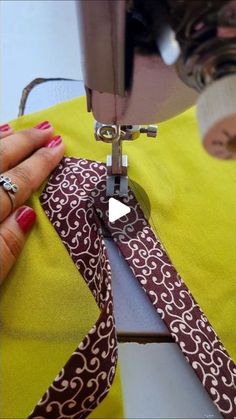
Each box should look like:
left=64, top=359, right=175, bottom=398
left=1, top=96, right=235, bottom=417
left=127, top=108, right=236, bottom=363
left=0, top=99, right=124, bottom=418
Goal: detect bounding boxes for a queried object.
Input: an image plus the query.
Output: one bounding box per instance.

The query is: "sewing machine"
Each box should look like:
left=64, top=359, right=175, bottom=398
left=78, top=0, right=236, bottom=196
left=5, top=2, right=233, bottom=416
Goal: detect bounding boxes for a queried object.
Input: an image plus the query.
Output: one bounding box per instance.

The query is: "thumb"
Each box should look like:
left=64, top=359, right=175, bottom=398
left=0, top=206, right=36, bottom=284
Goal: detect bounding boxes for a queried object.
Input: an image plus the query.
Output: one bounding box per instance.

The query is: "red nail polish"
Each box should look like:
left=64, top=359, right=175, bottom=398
left=35, top=121, right=51, bottom=130
left=16, top=207, right=36, bottom=234
left=0, top=123, right=11, bottom=132
left=46, top=135, right=62, bottom=148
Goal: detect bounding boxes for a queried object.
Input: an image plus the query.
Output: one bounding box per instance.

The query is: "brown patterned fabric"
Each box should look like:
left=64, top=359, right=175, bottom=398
left=30, top=158, right=236, bottom=418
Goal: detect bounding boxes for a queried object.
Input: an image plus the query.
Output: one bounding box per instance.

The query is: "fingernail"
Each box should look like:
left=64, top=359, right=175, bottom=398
left=0, top=123, right=11, bottom=132
left=16, top=207, right=36, bottom=234
left=46, top=135, right=62, bottom=148
left=35, top=121, right=51, bottom=130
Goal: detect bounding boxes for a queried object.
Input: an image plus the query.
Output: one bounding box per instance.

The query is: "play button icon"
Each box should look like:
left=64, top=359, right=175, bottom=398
left=108, top=198, right=131, bottom=222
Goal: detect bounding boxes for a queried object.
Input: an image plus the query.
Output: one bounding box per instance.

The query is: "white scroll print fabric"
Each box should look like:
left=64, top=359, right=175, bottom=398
left=29, top=158, right=236, bottom=419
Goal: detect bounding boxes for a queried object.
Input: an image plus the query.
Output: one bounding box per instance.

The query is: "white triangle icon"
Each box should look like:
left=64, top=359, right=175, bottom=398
left=108, top=198, right=131, bottom=222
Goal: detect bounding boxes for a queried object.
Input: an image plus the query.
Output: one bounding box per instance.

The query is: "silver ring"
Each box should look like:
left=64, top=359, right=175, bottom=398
left=0, top=175, right=19, bottom=211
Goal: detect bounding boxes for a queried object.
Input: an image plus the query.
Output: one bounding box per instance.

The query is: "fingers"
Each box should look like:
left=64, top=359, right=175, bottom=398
left=0, top=121, right=54, bottom=172
left=0, top=121, right=64, bottom=283
left=0, top=123, right=14, bottom=140
left=0, top=135, right=64, bottom=222
left=0, top=206, right=36, bottom=284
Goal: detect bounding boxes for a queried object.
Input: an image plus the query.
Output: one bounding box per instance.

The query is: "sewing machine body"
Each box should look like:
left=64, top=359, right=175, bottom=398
left=78, top=0, right=236, bottom=195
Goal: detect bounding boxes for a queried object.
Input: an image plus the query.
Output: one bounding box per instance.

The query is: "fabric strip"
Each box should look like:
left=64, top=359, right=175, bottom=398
left=29, top=161, right=117, bottom=418
left=30, top=157, right=236, bottom=418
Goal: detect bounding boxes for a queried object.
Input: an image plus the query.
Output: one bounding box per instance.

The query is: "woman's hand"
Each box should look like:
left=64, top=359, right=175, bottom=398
left=0, top=121, right=64, bottom=283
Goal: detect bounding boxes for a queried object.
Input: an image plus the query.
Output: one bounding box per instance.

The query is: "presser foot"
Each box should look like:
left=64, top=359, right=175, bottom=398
left=106, top=155, right=128, bottom=196
left=94, top=122, right=157, bottom=197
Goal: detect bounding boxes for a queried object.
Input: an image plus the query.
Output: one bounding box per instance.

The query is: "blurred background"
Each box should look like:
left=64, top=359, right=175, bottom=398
left=0, top=0, right=82, bottom=122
